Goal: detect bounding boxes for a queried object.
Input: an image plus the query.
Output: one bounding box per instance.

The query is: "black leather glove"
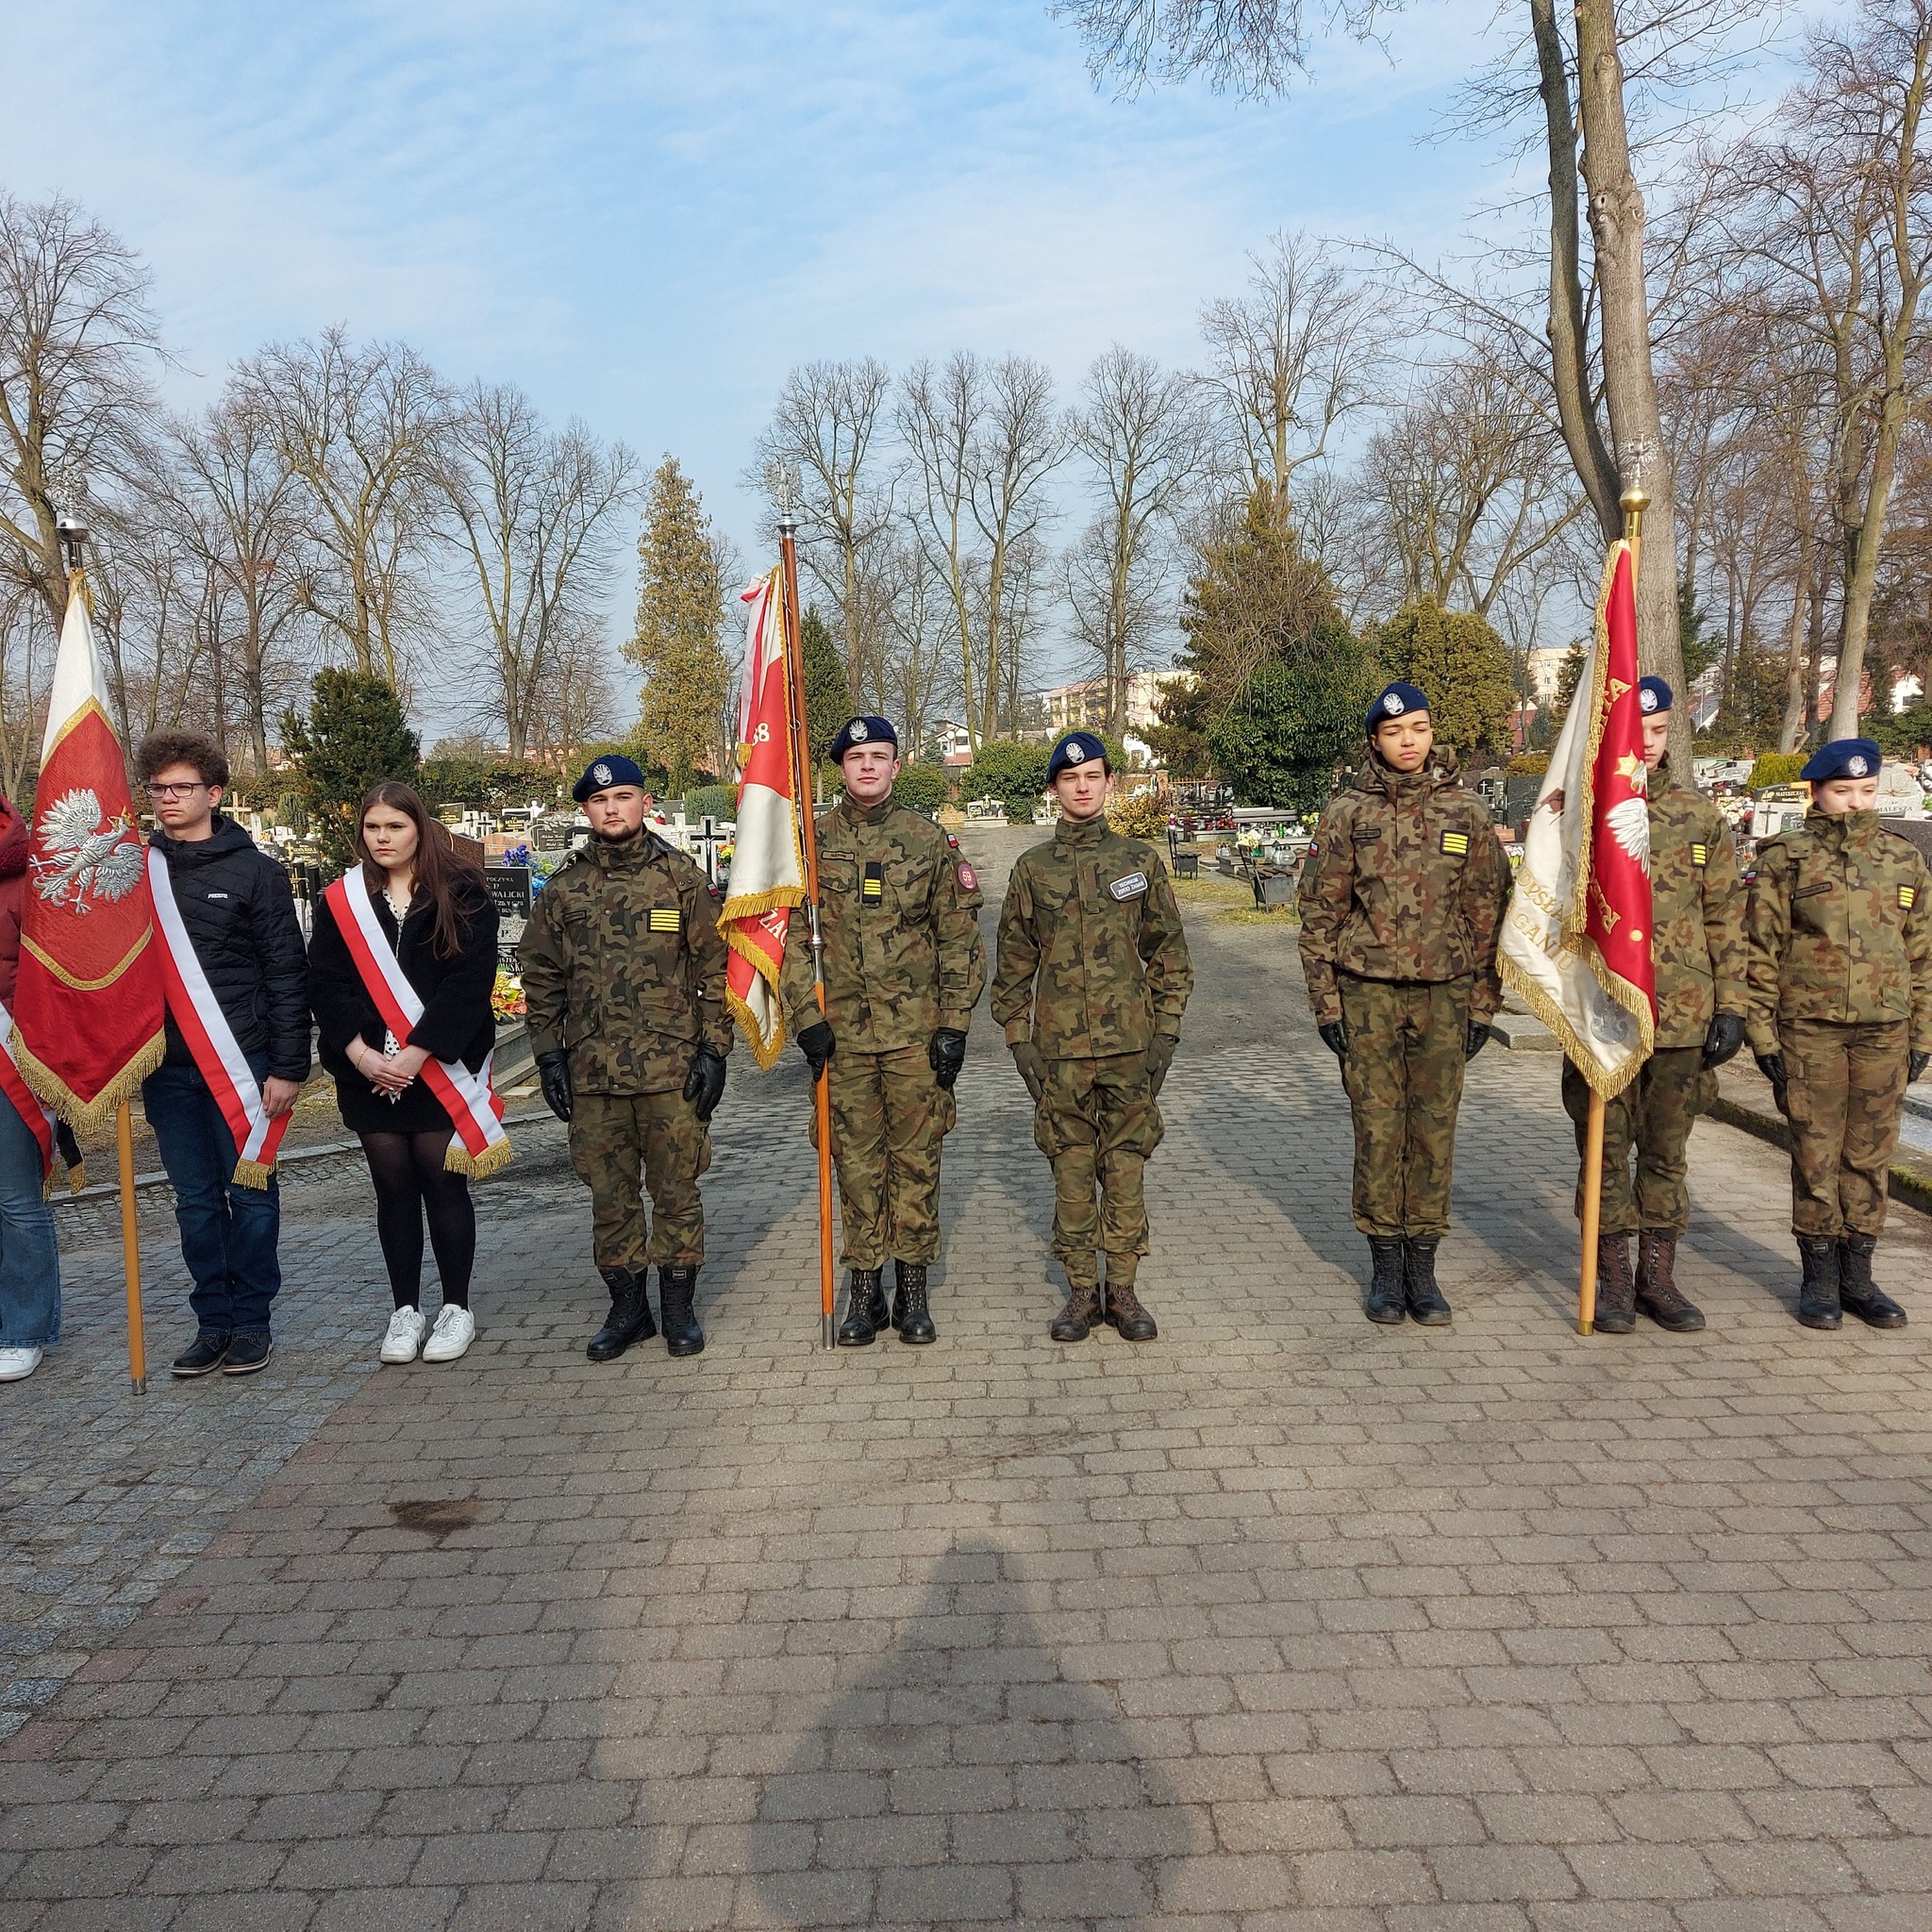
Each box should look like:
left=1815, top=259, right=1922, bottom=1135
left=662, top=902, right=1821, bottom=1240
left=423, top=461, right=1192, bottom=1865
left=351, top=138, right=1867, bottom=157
left=683, top=1045, right=727, bottom=1123
left=1465, top=1022, right=1491, bottom=1060
left=796, top=1020, right=835, bottom=1081
left=1146, top=1033, right=1178, bottom=1096
left=1701, top=1011, right=1745, bottom=1071
left=928, top=1027, right=967, bottom=1091
left=1317, top=1020, right=1348, bottom=1058
left=535, top=1048, right=573, bottom=1124
left=1009, top=1040, right=1046, bottom=1104
left=1911, top=1050, right=1930, bottom=1084
left=1755, top=1050, right=1788, bottom=1092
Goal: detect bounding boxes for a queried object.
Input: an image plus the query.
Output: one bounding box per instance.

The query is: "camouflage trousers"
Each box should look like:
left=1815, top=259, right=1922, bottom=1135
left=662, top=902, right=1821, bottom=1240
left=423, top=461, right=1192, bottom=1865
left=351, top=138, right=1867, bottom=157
left=1778, top=1017, right=1909, bottom=1238
left=1337, top=973, right=1472, bottom=1239
left=1562, top=1047, right=1714, bottom=1235
left=814, top=1044, right=956, bottom=1268
left=568, top=1090, right=711, bottom=1271
left=1035, top=1053, right=1164, bottom=1284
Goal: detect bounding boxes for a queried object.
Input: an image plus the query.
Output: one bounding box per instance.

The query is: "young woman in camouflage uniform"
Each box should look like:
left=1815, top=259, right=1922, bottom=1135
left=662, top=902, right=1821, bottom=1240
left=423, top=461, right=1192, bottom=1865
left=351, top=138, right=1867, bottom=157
left=1298, top=682, right=1511, bottom=1326
left=1744, top=738, right=1932, bottom=1329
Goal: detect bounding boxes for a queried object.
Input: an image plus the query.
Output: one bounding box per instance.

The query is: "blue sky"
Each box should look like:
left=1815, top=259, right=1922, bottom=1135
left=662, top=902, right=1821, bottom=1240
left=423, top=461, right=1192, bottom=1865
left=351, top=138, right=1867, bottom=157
left=1, top=4, right=1525, bottom=523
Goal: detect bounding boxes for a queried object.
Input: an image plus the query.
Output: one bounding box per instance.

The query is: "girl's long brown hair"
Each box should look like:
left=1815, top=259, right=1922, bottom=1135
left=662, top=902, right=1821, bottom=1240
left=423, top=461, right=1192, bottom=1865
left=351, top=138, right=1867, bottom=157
left=355, top=782, right=487, bottom=959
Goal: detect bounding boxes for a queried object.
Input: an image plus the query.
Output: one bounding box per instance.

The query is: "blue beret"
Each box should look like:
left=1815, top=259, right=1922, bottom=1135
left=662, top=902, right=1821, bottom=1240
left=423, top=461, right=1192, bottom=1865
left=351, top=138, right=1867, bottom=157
left=1800, top=738, right=1882, bottom=784
left=1047, top=731, right=1109, bottom=783
left=1638, top=675, right=1674, bottom=715
left=573, top=754, right=646, bottom=803
left=831, top=715, right=897, bottom=761
left=1367, top=682, right=1429, bottom=732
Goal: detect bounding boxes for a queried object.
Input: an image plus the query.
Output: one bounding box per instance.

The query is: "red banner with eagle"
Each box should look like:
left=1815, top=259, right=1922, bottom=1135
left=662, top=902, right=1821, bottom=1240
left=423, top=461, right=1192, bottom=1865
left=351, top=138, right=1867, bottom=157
left=13, top=580, right=165, bottom=1131
left=1500, top=539, right=1656, bottom=1098
left=720, top=569, right=808, bottom=1068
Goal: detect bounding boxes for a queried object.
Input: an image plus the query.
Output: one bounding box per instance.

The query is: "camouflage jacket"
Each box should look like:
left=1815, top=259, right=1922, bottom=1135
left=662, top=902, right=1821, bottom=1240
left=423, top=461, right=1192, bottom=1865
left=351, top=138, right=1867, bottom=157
left=779, top=796, right=987, bottom=1053
left=1648, top=765, right=1748, bottom=1051
left=1297, top=753, right=1511, bottom=1025
left=991, top=815, right=1193, bottom=1058
left=518, top=829, right=732, bottom=1094
left=1743, top=808, right=1932, bottom=1056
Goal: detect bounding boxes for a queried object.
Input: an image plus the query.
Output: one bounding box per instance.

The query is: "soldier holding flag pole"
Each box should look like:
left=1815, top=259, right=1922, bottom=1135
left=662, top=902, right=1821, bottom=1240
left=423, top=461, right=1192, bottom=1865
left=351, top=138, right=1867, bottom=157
left=1500, top=488, right=1657, bottom=1334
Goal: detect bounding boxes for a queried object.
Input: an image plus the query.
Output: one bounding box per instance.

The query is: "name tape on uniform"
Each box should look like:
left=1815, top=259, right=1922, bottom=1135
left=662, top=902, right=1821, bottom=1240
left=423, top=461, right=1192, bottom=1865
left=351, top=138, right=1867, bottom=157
left=1439, top=830, right=1471, bottom=857
left=1109, top=872, right=1148, bottom=900
left=648, top=908, right=682, bottom=933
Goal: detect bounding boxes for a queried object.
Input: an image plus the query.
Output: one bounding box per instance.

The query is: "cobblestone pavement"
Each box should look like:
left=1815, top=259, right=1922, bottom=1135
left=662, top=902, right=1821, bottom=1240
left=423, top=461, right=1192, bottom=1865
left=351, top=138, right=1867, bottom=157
left=5, top=824, right=1932, bottom=1930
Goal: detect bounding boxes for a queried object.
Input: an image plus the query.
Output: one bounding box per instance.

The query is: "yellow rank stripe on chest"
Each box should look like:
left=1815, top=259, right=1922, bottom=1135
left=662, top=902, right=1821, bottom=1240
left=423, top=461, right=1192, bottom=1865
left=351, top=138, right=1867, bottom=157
left=862, top=878, right=883, bottom=899
left=1439, top=830, right=1470, bottom=856
left=1903, top=885, right=1917, bottom=910
left=1691, top=843, right=1708, bottom=867
left=649, top=908, right=682, bottom=932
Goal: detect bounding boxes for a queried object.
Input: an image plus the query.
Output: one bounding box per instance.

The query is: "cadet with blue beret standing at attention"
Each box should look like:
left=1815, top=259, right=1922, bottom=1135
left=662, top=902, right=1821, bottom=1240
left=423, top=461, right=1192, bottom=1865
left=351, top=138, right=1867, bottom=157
left=1298, top=682, right=1511, bottom=1326
left=1743, top=738, right=1932, bottom=1329
left=1559, top=677, right=1747, bottom=1334
left=519, top=755, right=732, bottom=1362
left=991, top=732, right=1192, bottom=1343
left=780, top=715, right=987, bottom=1347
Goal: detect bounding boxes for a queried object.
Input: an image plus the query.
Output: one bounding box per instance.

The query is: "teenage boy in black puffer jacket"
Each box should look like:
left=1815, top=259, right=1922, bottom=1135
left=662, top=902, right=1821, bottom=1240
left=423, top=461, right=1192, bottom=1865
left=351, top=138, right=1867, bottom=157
left=135, top=731, right=309, bottom=1377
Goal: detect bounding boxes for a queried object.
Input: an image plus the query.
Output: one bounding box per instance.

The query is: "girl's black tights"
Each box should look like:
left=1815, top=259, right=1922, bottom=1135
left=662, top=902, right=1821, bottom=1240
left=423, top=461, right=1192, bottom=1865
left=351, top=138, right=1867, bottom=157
left=358, top=1130, right=475, bottom=1310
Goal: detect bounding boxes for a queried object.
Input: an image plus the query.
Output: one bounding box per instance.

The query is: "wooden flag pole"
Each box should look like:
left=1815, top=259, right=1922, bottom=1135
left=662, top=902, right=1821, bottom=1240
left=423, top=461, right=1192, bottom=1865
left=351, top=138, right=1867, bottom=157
left=1579, top=480, right=1651, bottom=1338
left=117, top=1101, right=147, bottom=1393
left=775, top=513, right=838, bottom=1349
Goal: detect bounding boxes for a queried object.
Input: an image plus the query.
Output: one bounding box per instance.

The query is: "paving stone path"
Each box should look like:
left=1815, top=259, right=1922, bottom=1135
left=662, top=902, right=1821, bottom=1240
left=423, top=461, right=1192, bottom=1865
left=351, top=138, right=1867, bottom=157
left=4, top=824, right=1932, bottom=1930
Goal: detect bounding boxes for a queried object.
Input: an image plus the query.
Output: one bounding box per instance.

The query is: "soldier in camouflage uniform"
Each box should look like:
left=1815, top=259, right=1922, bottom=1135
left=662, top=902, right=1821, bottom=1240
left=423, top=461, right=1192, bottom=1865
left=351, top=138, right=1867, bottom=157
left=1558, top=677, right=1748, bottom=1334
left=991, top=731, right=1192, bottom=1343
left=1744, top=737, right=1932, bottom=1330
left=780, top=715, right=987, bottom=1346
left=520, top=755, right=732, bottom=1362
left=1298, top=681, right=1511, bottom=1326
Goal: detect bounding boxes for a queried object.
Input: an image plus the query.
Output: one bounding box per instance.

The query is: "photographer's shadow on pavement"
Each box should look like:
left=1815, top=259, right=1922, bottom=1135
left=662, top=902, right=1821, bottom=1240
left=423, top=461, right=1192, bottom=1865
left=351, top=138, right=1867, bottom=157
left=745, top=1537, right=1196, bottom=1928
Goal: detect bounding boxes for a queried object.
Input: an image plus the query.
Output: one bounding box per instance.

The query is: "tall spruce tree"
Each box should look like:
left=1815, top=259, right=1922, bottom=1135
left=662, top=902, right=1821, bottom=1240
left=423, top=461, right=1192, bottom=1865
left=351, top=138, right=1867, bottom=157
left=626, top=456, right=728, bottom=793
left=1373, top=600, right=1516, bottom=764
left=801, top=608, right=853, bottom=772
left=280, top=669, right=422, bottom=874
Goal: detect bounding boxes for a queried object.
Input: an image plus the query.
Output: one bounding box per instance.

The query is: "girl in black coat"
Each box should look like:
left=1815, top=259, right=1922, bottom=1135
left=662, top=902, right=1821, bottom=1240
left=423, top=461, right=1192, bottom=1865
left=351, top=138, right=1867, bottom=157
left=308, top=783, right=499, bottom=1365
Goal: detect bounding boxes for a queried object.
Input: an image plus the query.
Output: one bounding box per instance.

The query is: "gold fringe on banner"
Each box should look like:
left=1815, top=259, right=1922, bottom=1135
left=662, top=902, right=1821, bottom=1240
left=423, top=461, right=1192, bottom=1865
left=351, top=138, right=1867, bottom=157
left=231, top=1158, right=276, bottom=1191
left=444, top=1137, right=514, bottom=1181
left=16, top=1030, right=166, bottom=1141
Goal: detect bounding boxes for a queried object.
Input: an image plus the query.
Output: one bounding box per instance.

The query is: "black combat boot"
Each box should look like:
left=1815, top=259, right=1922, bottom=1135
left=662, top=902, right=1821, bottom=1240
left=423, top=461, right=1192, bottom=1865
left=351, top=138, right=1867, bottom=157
left=1635, top=1231, right=1705, bottom=1332
left=891, top=1261, right=937, bottom=1344
left=1796, top=1234, right=1842, bottom=1330
left=587, top=1266, right=655, bottom=1362
left=1839, top=1233, right=1907, bottom=1328
left=658, top=1266, right=705, bottom=1357
left=1402, top=1238, right=1453, bottom=1325
left=1101, top=1257, right=1158, bottom=1341
left=838, top=1268, right=887, bottom=1347
left=1050, top=1266, right=1102, bottom=1342
left=1364, top=1238, right=1406, bottom=1324
left=1594, top=1232, right=1636, bottom=1334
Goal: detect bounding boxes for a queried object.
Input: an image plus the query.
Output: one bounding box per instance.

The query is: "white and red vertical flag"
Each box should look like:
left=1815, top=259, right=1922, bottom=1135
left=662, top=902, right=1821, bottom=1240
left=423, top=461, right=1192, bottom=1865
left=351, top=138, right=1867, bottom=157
left=1500, top=540, right=1656, bottom=1096
left=720, top=569, right=807, bottom=1068
left=14, top=583, right=165, bottom=1131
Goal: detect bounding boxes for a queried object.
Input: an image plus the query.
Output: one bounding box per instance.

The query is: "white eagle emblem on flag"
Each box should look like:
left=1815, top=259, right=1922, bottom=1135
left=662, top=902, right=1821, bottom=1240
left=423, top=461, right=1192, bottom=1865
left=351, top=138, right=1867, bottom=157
left=1605, top=794, right=1651, bottom=874
left=31, top=789, right=147, bottom=913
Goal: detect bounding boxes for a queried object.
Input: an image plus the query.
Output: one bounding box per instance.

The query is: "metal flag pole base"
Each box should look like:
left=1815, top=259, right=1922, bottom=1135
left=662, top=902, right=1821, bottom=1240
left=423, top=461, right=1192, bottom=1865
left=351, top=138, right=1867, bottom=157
left=117, top=1100, right=148, bottom=1393
left=1576, top=1089, right=1606, bottom=1337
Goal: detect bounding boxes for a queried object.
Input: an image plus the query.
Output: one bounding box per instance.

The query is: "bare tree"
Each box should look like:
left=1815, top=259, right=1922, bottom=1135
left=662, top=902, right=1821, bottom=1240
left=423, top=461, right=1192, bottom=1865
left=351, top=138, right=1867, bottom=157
left=435, top=380, right=638, bottom=761
left=1063, top=345, right=1211, bottom=733
left=170, top=387, right=317, bottom=774
left=236, top=327, right=448, bottom=688
left=1710, top=0, right=1932, bottom=737
left=1197, top=230, right=1380, bottom=525
left=876, top=529, right=958, bottom=756
left=752, top=358, right=895, bottom=700
left=0, top=580, right=52, bottom=805
left=0, top=191, right=163, bottom=627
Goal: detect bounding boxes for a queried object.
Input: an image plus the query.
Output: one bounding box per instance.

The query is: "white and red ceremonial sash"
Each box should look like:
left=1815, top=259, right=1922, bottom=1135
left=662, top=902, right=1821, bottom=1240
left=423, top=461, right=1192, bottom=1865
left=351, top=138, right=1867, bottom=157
left=0, top=997, right=56, bottom=1183
left=325, top=870, right=512, bottom=1179
left=147, top=848, right=291, bottom=1189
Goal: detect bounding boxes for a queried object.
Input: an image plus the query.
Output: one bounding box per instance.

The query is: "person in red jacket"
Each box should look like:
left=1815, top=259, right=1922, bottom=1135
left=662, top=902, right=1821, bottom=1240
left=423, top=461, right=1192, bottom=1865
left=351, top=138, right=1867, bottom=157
left=0, top=792, right=61, bottom=1383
